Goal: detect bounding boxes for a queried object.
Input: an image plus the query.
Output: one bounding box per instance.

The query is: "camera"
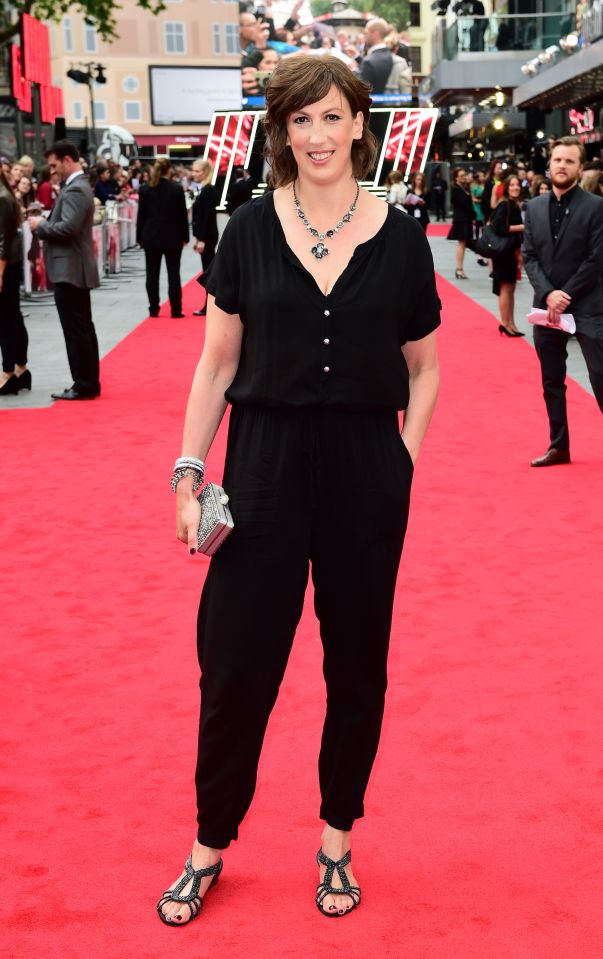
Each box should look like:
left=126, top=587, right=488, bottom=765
left=254, top=70, right=272, bottom=91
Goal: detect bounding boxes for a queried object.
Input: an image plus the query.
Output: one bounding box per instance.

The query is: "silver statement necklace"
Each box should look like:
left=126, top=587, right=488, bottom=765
left=292, top=180, right=360, bottom=260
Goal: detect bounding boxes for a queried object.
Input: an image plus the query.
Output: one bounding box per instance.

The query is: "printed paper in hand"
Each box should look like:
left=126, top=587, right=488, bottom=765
left=527, top=309, right=576, bottom=334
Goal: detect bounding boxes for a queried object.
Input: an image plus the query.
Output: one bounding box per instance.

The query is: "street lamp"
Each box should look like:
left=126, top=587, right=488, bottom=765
left=66, top=62, right=107, bottom=162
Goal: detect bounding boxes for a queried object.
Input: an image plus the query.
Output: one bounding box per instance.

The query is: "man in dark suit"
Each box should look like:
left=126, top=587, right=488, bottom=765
left=136, top=160, right=189, bottom=317
left=29, top=140, right=101, bottom=400
left=523, top=136, right=603, bottom=466
left=359, top=19, right=394, bottom=95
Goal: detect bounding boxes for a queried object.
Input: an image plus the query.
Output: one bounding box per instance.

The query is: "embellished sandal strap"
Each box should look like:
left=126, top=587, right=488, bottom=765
left=316, top=849, right=353, bottom=891
left=169, top=856, right=223, bottom=903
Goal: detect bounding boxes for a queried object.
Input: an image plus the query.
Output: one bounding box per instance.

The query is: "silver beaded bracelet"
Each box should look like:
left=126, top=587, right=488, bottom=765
left=171, top=456, right=205, bottom=493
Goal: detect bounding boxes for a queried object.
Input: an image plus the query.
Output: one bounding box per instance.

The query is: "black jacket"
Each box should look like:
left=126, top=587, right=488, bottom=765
left=226, top=177, right=254, bottom=217
left=359, top=47, right=394, bottom=95
left=450, top=185, right=475, bottom=224
left=136, top=178, right=189, bottom=250
left=192, top=184, right=219, bottom=244
left=523, top=188, right=603, bottom=316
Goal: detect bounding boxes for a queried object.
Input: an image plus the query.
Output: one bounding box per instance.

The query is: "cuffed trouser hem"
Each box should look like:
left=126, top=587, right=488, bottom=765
left=197, top=827, right=234, bottom=850
left=321, top=812, right=360, bottom=832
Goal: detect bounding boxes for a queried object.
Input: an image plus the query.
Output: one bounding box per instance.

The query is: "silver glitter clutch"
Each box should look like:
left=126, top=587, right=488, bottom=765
left=196, top=482, right=234, bottom=556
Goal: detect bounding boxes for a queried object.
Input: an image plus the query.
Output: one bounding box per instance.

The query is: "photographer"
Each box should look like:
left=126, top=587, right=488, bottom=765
left=242, top=48, right=280, bottom=96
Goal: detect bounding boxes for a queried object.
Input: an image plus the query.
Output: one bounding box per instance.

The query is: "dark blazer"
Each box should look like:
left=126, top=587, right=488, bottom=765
left=192, top=184, right=219, bottom=245
left=37, top=173, right=99, bottom=289
left=523, top=189, right=603, bottom=318
left=359, top=47, right=394, bottom=94
left=226, top=177, right=254, bottom=216
left=450, top=184, right=475, bottom=224
left=0, top=182, right=22, bottom=264
left=136, top=178, right=189, bottom=250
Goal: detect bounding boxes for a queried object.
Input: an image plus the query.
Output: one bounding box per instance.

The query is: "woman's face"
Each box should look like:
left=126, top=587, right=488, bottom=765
left=286, top=84, right=363, bottom=185
left=259, top=50, right=280, bottom=71
left=538, top=180, right=551, bottom=194
left=507, top=176, right=521, bottom=199
left=493, top=162, right=503, bottom=179
left=414, top=173, right=425, bottom=188
left=18, top=176, right=32, bottom=194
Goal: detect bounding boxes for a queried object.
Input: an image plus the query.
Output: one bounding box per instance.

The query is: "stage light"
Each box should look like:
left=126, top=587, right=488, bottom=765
left=495, top=91, right=504, bottom=107
left=493, top=117, right=505, bottom=131
left=536, top=129, right=545, bottom=139
left=479, top=150, right=485, bottom=157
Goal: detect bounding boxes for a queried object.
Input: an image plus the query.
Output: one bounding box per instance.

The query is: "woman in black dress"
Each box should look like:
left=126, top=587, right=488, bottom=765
left=191, top=158, right=219, bottom=316
left=447, top=167, right=475, bottom=278
left=403, top=170, right=430, bottom=231
left=159, top=54, right=440, bottom=926
left=491, top=174, right=524, bottom=337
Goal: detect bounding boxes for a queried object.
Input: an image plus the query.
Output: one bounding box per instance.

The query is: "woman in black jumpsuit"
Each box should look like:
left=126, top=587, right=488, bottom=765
left=159, top=55, right=441, bottom=925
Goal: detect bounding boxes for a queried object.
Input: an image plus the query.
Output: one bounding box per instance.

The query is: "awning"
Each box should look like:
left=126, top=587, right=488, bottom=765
left=513, top=39, right=603, bottom=109
left=449, top=109, right=526, bottom=137
left=136, top=134, right=207, bottom=147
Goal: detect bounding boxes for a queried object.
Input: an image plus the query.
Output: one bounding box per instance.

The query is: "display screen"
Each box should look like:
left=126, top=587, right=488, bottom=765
left=149, top=67, right=242, bottom=125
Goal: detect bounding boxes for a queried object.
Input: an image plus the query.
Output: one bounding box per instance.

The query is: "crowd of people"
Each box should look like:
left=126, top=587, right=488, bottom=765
left=443, top=153, right=603, bottom=337
left=240, top=3, right=413, bottom=97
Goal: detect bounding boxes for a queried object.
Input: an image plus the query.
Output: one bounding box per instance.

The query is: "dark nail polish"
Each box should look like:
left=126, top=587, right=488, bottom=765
left=190, top=547, right=196, bottom=554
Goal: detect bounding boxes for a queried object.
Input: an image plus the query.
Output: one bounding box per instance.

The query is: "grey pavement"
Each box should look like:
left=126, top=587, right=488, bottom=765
left=0, top=216, right=594, bottom=411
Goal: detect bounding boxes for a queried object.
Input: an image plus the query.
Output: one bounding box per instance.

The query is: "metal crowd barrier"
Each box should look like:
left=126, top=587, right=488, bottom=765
left=21, top=199, right=140, bottom=296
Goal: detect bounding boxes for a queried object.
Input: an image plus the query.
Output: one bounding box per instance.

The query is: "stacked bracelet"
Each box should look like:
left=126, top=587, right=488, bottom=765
left=171, top=456, right=205, bottom=493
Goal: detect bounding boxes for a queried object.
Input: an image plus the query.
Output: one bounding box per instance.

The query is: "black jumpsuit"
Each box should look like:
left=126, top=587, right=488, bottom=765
left=196, top=193, right=441, bottom=849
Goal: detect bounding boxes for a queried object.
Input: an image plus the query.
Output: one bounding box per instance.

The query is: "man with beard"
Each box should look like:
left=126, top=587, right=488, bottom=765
left=523, top=136, right=603, bottom=466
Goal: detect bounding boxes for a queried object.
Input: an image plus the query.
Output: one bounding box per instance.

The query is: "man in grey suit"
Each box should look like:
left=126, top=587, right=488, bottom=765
left=29, top=140, right=101, bottom=400
left=523, top=136, right=603, bottom=466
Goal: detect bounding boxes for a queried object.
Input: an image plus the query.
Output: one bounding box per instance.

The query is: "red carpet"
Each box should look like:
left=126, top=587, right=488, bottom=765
left=427, top=223, right=450, bottom=237
left=2, top=274, right=603, bottom=958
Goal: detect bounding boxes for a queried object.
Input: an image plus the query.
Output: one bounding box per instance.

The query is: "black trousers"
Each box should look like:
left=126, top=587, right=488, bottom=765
left=533, top=317, right=603, bottom=451
left=195, top=406, right=414, bottom=849
left=0, top=263, right=28, bottom=373
left=144, top=248, right=182, bottom=315
left=53, top=282, right=100, bottom=395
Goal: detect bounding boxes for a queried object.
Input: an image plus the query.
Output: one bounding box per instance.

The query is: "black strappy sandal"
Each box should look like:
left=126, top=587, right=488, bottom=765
left=157, top=855, right=223, bottom=926
left=316, top=849, right=361, bottom=917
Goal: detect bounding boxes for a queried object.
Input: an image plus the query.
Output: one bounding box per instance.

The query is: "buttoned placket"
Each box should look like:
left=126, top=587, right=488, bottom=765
left=322, top=308, right=332, bottom=375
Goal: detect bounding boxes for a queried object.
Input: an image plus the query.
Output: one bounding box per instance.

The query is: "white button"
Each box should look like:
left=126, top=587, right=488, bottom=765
left=323, top=366, right=330, bottom=373
left=324, top=309, right=330, bottom=316
left=323, top=338, right=330, bottom=345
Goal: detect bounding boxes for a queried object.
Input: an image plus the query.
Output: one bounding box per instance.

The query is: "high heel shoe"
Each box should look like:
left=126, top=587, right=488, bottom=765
left=14, top=369, right=32, bottom=391
left=0, top=375, right=19, bottom=396
left=455, top=270, right=468, bottom=279
left=498, top=325, right=525, bottom=338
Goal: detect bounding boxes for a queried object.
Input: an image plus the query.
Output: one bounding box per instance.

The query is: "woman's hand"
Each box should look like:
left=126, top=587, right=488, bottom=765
left=176, top=490, right=202, bottom=553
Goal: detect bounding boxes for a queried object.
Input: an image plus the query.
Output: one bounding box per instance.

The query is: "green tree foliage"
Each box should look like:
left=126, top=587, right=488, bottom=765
left=0, top=0, right=166, bottom=48
left=310, top=0, right=410, bottom=31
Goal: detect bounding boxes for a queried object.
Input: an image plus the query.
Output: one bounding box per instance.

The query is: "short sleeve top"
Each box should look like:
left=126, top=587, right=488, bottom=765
left=199, top=191, right=441, bottom=412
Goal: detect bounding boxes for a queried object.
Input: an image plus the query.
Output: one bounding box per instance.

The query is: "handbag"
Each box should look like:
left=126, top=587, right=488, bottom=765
left=474, top=223, right=516, bottom=258
left=475, top=201, right=516, bottom=257
left=196, top=482, right=234, bottom=555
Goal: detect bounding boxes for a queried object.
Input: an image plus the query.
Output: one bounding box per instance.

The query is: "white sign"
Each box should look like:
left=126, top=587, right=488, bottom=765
left=149, top=67, right=242, bottom=125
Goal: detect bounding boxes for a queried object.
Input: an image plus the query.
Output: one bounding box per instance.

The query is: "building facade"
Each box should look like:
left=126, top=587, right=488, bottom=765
left=48, top=0, right=239, bottom=155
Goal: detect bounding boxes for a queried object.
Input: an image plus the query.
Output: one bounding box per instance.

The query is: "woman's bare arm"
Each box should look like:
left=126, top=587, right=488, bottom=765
left=176, top=294, right=243, bottom=549
left=400, top=331, right=440, bottom=465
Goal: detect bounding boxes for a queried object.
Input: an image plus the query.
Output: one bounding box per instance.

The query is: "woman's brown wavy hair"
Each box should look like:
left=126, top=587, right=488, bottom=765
left=263, top=55, right=377, bottom=188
